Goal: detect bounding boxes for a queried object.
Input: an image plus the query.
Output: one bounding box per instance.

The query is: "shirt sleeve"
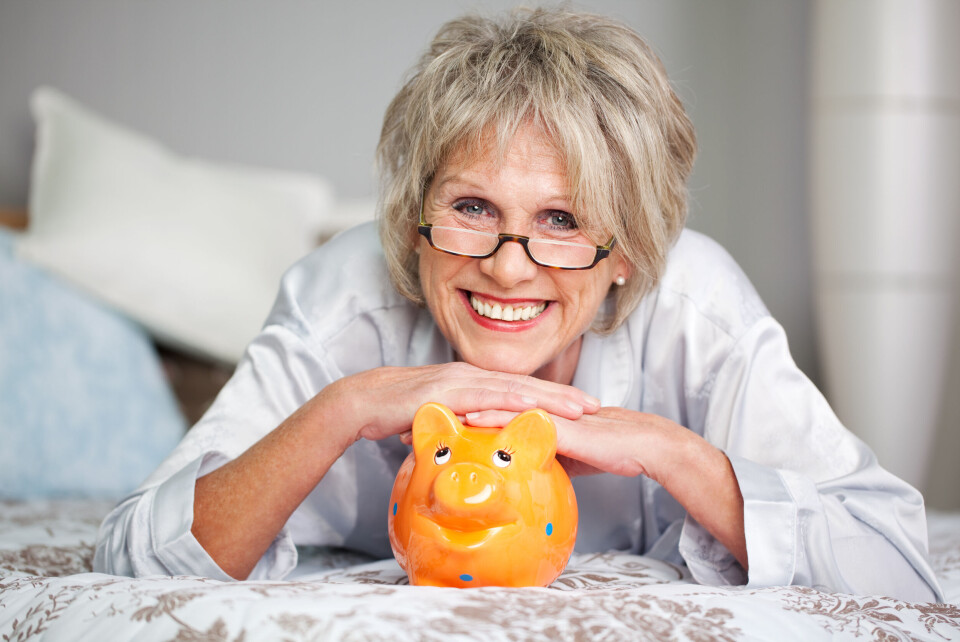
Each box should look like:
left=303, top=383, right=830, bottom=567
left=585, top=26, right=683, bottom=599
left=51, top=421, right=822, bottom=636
left=677, top=318, right=943, bottom=602
left=93, top=453, right=297, bottom=580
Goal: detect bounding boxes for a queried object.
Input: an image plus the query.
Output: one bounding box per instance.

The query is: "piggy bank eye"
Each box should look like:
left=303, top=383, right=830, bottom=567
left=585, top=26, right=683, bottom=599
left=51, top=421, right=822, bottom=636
left=434, top=446, right=451, bottom=465
left=493, top=450, right=512, bottom=468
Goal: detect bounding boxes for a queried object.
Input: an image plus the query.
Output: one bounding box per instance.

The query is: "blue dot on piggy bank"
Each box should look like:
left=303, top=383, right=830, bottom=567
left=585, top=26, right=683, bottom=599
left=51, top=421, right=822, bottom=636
left=460, top=574, right=473, bottom=582
left=546, top=522, right=554, bottom=536
left=392, top=503, right=398, bottom=516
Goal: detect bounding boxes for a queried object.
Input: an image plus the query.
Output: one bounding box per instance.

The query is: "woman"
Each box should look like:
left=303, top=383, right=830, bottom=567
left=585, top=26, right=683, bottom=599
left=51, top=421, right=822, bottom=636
left=95, top=7, right=940, bottom=601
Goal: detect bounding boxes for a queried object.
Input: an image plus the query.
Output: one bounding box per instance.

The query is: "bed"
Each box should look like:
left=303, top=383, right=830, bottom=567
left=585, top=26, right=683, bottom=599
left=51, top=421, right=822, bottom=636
left=3, top=88, right=960, bottom=641
left=0, top=502, right=958, bottom=640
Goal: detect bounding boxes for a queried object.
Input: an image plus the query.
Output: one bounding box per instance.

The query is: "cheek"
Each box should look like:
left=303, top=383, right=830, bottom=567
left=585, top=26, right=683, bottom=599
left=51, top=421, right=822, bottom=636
left=417, top=251, right=433, bottom=294
left=419, top=250, right=468, bottom=308
left=557, top=271, right=613, bottom=313
left=418, top=249, right=446, bottom=299
left=586, top=260, right=619, bottom=303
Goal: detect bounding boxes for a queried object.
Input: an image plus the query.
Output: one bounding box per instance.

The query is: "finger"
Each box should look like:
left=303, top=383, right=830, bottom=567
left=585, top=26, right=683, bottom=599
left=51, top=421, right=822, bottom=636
left=439, top=389, right=538, bottom=416
left=463, top=409, right=519, bottom=427
left=494, top=374, right=601, bottom=416
left=451, top=364, right=600, bottom=415
left=466, top=384, right=587, bottom=420
left=552, top=415, right=606, bottom=470
left=399, top=430, right=412, bottom=445
left=554, top=419, right=600, bottom=459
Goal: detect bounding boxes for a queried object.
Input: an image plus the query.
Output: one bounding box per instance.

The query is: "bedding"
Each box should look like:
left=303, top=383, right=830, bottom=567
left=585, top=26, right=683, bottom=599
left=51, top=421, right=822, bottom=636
left=0, top=228, right=185, bottom=500
left=17, top=87, right=336, bottom=365
left=1, top=500, right=958, bottom=641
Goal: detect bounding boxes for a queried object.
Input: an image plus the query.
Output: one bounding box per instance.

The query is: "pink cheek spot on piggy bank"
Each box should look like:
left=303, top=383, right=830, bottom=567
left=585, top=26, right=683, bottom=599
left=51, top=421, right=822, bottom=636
left=388, top=402, right=578, bottom=587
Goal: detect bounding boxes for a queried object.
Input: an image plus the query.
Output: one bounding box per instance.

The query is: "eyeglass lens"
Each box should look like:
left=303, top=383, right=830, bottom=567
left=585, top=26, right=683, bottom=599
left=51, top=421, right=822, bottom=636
left=429, top=226, right=598, bottom=268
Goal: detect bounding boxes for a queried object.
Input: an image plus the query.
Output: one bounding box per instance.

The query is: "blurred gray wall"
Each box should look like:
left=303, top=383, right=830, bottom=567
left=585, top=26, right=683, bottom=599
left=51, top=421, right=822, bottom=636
left=0, top=0, right=815, bottom=366
left=1, top=1, right=956, bottom=507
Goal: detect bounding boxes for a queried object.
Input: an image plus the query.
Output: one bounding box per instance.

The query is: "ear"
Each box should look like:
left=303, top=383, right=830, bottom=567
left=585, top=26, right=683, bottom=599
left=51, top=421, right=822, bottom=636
left=614, top=252, right=632, bottom=281
left=411, top=402, right=463, bottom=455
left=499, top=409, right=557, bottom=469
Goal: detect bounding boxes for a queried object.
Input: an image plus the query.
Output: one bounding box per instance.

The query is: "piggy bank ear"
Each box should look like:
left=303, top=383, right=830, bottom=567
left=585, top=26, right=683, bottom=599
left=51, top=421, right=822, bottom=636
left=411, top=403, right=463, bottom=455
left=500, top=409, right=557, bottom=469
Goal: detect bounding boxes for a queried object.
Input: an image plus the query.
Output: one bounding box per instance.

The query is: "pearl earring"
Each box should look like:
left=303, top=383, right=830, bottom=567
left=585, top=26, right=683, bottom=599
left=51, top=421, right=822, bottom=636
left=615, top=276, right=626, bottom=286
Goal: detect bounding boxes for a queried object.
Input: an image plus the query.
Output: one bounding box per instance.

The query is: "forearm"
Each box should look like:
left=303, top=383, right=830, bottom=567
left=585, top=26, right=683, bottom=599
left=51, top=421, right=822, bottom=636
left=652, top=426, right=747, bottom=570
left=94, top=452, right=252, bottom=579
left=548, top=408, right=748, bottom=570
left=192, top=380, right=356, bottom=580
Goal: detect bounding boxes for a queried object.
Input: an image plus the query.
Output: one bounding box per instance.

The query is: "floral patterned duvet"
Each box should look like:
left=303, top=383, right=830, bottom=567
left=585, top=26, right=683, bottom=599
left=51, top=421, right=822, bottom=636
left=2, top=500, right=959, bottom=641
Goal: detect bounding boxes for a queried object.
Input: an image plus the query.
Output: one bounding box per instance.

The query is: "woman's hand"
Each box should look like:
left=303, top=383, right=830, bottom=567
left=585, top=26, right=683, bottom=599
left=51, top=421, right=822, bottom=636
left=338, top=362, right=601, bottom=445
left=464, top=406, right=748, bottom=569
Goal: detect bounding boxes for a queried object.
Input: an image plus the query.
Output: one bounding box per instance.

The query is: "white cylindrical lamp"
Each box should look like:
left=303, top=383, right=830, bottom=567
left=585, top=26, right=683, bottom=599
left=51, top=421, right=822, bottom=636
left=811, top=0, right=960, bottom=489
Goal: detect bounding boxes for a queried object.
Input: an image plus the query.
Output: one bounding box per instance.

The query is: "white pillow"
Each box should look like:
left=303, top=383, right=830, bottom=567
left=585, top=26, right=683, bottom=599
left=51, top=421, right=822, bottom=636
left=18, top=87, right=335, bottom=364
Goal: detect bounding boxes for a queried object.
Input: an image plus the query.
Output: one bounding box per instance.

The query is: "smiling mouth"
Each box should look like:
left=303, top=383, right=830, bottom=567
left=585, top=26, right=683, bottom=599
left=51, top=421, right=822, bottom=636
left=417, top=511, right=518, bottom=548
left=468, top=292, right=547, bottom=322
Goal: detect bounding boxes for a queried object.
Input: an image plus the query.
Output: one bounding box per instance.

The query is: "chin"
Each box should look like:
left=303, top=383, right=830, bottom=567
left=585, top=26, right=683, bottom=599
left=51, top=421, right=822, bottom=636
left=461, top=346, right=542, bottom=377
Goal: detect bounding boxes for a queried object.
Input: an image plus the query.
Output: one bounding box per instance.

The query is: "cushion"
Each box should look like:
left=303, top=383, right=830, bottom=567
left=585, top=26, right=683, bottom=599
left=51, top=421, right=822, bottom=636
left=17, top=87, right=335, bottom=364
left=0, top=228, right=186, bottom=499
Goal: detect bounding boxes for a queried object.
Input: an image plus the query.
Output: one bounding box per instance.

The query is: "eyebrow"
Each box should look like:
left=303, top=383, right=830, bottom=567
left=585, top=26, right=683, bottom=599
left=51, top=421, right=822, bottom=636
left=431, top=176, right=573, bottom=209
left=430, top=175, right=485, bottom=196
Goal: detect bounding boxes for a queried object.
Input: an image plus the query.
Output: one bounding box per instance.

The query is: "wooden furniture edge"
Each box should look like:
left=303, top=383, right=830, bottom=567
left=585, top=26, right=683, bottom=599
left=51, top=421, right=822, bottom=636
left=0, top=208, right=28, bottom=230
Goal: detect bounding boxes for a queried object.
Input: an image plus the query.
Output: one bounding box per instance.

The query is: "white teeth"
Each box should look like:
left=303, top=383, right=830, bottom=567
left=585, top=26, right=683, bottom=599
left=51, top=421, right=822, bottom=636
left=470, top=294, right=546, bottom=322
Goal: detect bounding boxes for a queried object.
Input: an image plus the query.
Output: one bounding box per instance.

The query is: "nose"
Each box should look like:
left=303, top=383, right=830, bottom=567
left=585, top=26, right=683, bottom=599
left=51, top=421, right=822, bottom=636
left=432, top=463, right=503, bottom=517
left=478, top=238, right=539, bottom=288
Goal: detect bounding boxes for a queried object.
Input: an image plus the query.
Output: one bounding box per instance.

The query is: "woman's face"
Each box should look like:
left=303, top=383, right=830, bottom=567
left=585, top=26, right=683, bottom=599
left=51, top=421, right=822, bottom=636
left=418, top=125, right=628, bottom=385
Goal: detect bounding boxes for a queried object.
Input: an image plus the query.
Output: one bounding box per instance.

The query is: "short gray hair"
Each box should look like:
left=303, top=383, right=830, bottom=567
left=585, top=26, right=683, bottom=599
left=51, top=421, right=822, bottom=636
left=377, top=6, right=696, bottom=332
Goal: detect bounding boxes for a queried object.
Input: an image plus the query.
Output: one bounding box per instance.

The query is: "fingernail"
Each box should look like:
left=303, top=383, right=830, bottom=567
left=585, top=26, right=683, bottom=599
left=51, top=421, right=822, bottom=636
left=521, top=396, right=537, bottom=406
left=465, top=412, right=481, bottom=422
left=565, top=401, right=584, bottom=415
left=585, top=395, right=601, bottom=408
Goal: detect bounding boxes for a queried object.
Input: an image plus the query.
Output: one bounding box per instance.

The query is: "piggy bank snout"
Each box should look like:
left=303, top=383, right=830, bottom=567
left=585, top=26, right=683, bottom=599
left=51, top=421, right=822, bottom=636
left=431, top=463, right=506, bottom=519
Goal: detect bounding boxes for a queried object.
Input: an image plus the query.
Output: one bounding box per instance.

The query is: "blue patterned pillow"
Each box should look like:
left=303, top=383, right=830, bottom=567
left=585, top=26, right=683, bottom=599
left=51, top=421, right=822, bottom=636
left=0, top=228, right=186, bottom=499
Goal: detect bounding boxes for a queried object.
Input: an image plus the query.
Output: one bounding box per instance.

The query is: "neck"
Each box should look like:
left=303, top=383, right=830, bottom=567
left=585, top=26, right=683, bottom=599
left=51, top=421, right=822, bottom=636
left=532, top=336, right=582, bottom=386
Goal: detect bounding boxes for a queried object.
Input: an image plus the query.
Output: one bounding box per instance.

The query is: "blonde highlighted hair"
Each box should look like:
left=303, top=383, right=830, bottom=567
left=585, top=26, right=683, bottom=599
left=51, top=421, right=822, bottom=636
left=377, top=6, right=696, bottom=332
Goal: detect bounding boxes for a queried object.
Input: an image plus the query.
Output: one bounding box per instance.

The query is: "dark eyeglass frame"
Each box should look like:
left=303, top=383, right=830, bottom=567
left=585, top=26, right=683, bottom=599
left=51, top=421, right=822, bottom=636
left=417, top=195, right=616, bottom=270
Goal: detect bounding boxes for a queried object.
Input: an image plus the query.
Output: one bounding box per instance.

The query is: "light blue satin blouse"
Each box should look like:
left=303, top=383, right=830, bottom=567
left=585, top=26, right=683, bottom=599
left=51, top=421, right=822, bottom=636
left=94, top=222, right=942, bottom=602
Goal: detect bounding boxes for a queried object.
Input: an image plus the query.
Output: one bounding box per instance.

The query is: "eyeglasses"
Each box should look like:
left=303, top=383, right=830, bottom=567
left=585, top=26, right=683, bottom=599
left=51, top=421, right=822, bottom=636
left=418, top=199, right=616, bottom=270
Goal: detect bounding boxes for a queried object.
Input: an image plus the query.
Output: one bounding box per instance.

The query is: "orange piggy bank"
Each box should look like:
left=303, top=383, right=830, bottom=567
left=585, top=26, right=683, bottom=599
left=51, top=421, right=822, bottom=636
left=388, top=402, right=578, bottom=587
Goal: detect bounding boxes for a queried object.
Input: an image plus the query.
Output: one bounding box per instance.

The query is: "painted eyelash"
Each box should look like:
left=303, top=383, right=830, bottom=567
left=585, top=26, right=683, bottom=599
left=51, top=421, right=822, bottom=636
left=434, top=441, right=452, bottom=465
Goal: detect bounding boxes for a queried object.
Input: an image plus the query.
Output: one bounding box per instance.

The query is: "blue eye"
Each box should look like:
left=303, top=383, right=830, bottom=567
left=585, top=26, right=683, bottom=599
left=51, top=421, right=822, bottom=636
left=545, top=212, right=577, bottom=229
left=453, top=200, right=488, bottom=218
